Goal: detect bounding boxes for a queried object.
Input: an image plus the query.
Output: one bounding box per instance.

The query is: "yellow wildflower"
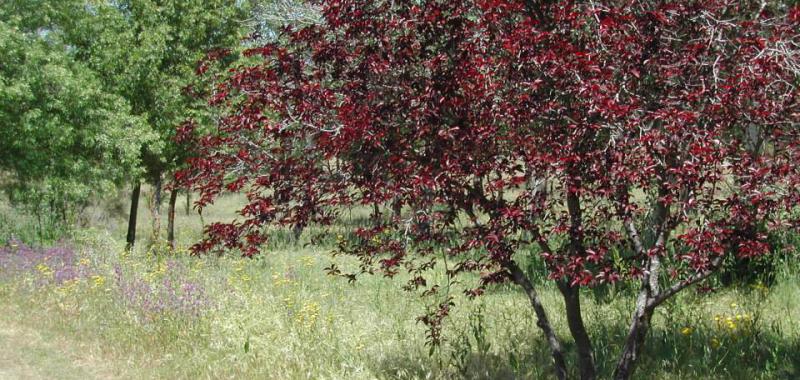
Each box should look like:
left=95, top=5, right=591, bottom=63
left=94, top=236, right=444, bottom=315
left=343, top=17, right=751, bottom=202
left=680, top=326, right=693, bottom=336
left=272, top=272, right=289, bottom=287
left=301, top=256, right=315, bottom=267
left=91, top=275, right=106, bottom=289
left=57, top=279, right=79, bottom=295
left=294, top=301, right=321, bottom=329
left=36, top=263, right=53, bottom=278
left=751, top=281, right=769, bottom=292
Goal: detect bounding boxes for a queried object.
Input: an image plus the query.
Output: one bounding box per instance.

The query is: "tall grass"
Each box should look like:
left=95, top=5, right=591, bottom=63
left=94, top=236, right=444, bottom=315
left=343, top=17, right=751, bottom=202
left=0, top=190, right=798, bottom=379
left=0, top=202, right=68, bottom=245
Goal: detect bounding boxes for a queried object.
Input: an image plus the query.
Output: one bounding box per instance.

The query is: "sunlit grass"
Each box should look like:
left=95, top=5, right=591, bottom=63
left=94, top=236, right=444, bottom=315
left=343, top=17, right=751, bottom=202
left=0, top=190, right=798, bottom=379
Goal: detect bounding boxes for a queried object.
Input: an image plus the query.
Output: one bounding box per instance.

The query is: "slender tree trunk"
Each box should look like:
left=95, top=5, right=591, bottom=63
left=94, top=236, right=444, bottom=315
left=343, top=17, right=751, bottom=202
left=151, top=175, right=163, bottom=244
left=60, top=202, right=68, bottom=225
left=185, top=191, right=192, bottom=216
left=614, top=293, right=654, bottom=380
left=615, top=198, right=668, bottom=379
left=36, top=209, right=43, bottom=246
left=167, top=189, right=178, bottom=250
left=560, top=174, right=598, bottom=379
left=126, top=182, right=141, bottom=250
left=506, top=261, right=568, bottom=380
left=292, top=223, right=305, bottom=240
left=372, top=202, right=381, bottom=225
left=391, top=198, right=402, bottom=219
left=559, top=283, right=596, bottom=380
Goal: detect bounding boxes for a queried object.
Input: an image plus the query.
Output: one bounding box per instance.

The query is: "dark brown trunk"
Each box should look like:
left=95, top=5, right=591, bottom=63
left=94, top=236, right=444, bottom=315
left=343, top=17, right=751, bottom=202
left=185, top=191, right=192, bottom=216
left=151, top=175, right=163, bottom=243
left=35, top=210, right=44, bottom=246
left=126, top=182, right=141, bottom=250
left=391, top=198, right=402, bottom=219
left=372, top=202, right=381, bottom=225
left=559, top=283, right=596, bottom=380
left=167, top=189, right=178, bottom=250
left=506, top=261, right=568, bottom=380
left=562, top=175, right=597, bottom=379
left=292, top=223, right=305, bottom=240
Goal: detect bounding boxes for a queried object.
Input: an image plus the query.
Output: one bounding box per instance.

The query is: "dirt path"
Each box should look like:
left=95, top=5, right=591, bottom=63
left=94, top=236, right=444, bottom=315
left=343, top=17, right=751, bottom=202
left=0, top=305, right=118, bottom=380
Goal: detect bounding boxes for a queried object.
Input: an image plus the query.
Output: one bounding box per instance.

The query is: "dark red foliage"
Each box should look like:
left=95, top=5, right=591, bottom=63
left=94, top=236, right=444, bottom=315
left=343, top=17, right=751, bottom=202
left=178, top=0, right=800, bottom=360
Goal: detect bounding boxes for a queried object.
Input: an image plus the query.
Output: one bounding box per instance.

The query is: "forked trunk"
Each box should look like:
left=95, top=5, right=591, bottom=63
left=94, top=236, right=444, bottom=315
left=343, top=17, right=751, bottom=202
left=126, top=182, right=141, bottom=250
left=167, top=189, right=178, bottom=250
left=614, top=180, right=671, bottom=379
left=613, top=255, right=721, bottom=379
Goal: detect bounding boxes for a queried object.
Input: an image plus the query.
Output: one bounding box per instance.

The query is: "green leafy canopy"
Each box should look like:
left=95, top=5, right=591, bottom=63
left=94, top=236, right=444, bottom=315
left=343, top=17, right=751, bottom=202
left=0, top=19, right=153, bottom=211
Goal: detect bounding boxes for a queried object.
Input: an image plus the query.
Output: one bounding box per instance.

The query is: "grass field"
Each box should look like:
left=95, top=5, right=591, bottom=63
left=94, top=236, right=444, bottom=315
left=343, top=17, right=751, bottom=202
left=1, top=189, right=799, bottom=379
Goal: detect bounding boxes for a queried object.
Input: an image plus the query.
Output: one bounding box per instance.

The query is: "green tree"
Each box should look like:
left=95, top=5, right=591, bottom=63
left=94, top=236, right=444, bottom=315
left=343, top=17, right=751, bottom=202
left=2, top=0, right=248, bottom=248
left=0, top=20, right=151, bottom=233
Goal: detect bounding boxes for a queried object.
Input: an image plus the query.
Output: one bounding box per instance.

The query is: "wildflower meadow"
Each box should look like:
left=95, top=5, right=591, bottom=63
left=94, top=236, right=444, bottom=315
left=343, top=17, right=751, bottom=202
left=1, top=195, right=799, bottom=379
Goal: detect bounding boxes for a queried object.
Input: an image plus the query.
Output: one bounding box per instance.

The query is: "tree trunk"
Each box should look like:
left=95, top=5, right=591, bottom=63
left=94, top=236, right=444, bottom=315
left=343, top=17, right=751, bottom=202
left=185, top=191, right=192, bottom=216
left=126, top=182, right=141, bottom=250
left=167, top=189, right=178, bottom=250
left=614, top=221, right=665, bottom=380
left=614, top=168, right=674, bottom=379
left=151, top=175, right=163, bottom=244
left=559, top=283, right=596, bottom=380
left=614, top=258, right=720, bottom=380
left=506, top=261, right=568, bottom=380
left=560, top=174, right=597, bottom=379
left=391, top=198, right=402, bottom=219
left=614, top=294, right=654, bottom=380
left=372, top=202, right=381, bottom=225
left=35, top=209, right=44, bottom=246
left=292, top=223, right=305, bottom=240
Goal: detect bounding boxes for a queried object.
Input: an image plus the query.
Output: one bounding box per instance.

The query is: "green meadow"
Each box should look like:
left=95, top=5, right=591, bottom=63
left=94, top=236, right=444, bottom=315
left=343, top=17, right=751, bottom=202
left=1, top=190, right=798, bottom=379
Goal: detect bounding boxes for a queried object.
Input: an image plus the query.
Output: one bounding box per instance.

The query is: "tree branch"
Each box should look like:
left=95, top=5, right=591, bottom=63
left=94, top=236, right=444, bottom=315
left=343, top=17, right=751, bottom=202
left=648, top=256, right=723, bottom=309
left=504, top=260, right=567, bottom=380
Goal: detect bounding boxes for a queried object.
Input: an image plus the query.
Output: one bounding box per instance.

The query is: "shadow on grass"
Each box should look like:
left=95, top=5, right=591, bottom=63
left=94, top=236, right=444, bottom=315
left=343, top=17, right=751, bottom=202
left=370, top=323, right=799, bottom=379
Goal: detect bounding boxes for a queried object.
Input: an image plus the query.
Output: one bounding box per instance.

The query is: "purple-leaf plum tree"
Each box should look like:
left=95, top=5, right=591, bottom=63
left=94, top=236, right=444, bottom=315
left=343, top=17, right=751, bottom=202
left=178, top=1, right=800, bottom=379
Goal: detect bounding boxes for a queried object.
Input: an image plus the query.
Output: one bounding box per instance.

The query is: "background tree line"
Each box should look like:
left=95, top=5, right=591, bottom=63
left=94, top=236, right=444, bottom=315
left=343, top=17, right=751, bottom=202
left=0, top=0, right=316, bottom=247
